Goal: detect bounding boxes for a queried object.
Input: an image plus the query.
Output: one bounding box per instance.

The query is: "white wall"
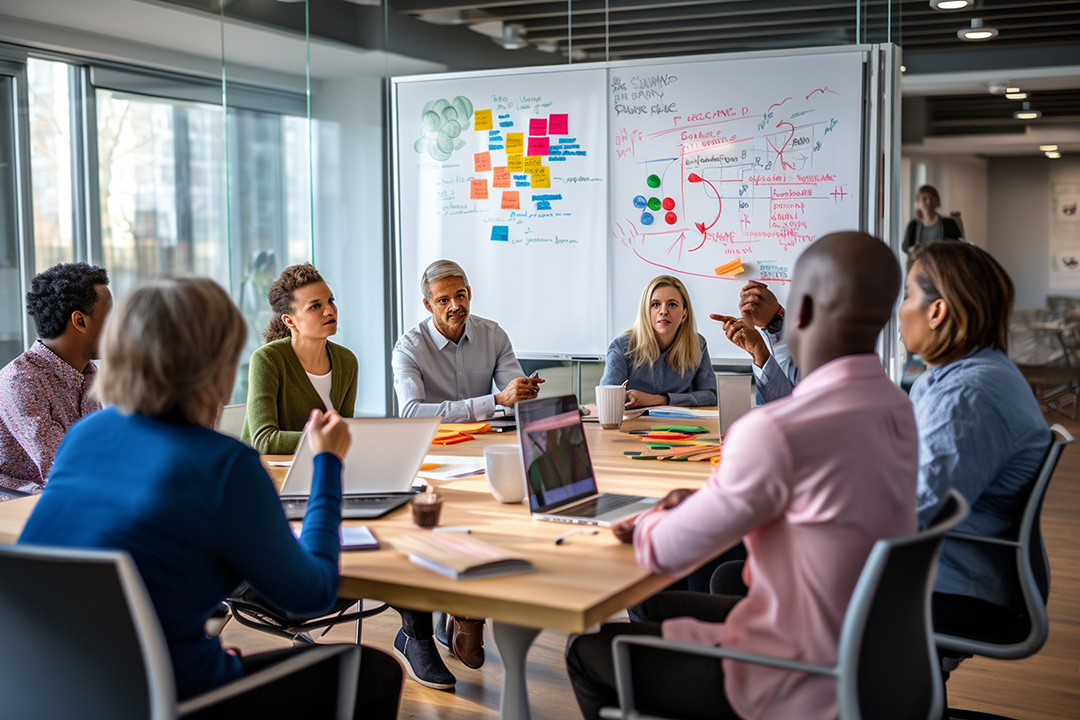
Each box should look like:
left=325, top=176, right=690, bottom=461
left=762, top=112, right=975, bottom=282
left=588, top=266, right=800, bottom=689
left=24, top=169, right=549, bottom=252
left=987, top=156, right=1080, bottom=309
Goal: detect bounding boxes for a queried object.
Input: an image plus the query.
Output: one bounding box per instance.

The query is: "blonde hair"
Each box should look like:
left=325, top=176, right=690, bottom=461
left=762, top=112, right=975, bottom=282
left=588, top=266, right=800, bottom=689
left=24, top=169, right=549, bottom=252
left=94, top=276, right=247, bottom=426
left=627, top=275, right=702, bottom=376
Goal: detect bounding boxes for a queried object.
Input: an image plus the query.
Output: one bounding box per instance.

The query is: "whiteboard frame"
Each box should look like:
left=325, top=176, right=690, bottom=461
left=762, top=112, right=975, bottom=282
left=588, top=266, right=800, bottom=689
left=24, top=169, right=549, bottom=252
left=390, top=44, right=901, bottom=377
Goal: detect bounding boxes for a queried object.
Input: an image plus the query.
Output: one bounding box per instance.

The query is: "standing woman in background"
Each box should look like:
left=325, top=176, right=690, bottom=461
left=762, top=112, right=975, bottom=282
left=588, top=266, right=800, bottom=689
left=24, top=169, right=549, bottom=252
left=242, top=263, right=358, bottom=454
left=902, top=184, right=964, bottom=255
left=601, top=275, right=717, bottom=408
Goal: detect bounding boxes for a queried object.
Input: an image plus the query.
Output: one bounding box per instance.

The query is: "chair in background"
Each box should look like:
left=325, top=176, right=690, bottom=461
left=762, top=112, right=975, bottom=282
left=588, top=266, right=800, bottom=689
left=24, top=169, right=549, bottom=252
left=226, top=585, right=388, bottom=646
left=216, top=404, right=246, bottom=440
left=936, top=424, right=1074, bottom=720
left=0, top=544, right=361, bottom=719
left=1011, top=314, right=1080, bottom=420
left=600, top=491, right=969, bottom=720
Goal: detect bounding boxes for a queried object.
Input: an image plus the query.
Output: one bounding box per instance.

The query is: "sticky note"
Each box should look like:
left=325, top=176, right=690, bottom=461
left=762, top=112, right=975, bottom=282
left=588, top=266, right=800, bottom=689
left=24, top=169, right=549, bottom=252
left=507, top=154, right=524, bottom=171
left=714, top=258, right=744, bottom=276
left=530, top=166, right=550, bottom=188
left=527, top=136, right=550, bottom=156
left=474, top=151, right=491, bottom=172
left=549, top=113, right=569, bottom=134
left=506, top=132, right=524, bottom=154
left=529, top=118, right=547, bottom=135
left=523, top=155, right=542, bottom=171
left=501, top=191, right=520, bottom=209
left=493, top=167, right=511, bottom=188
left=470, top=178, right=488, bottom=200
left=474, top=109, right=493, bottom=131
left=491, top=225, right=509, bottom=242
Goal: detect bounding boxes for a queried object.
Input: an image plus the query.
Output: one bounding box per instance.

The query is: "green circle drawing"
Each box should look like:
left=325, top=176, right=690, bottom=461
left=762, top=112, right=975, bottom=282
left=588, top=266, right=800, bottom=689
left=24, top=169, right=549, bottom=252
left=647, top=174, right=661, bottom=188
left=647, top=197, right=662, bottom=211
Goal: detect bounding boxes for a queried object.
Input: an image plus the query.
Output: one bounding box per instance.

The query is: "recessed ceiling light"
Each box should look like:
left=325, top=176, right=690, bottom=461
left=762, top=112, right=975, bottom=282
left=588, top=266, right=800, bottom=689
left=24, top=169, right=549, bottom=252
left=1014, top=102, right=1041, bottom=120
left=931, top=0, right=974, bottom=9
left=1006, top=87, right=1021, bottom=94
left=959, top=18, right=999, bottom=40
left=900, top=65, right=907, bottom=73
left=1006, top=92, right=1028, bottom=100
left=1046, top=151, right=1062, bottom=159
left=1040, top=145, right=1059, bottom=152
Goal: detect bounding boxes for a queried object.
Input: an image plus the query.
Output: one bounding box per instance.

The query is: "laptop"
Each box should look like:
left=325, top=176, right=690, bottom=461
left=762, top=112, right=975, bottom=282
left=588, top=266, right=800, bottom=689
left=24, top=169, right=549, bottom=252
left=516, top=395, right=657, bottom=526
left=279, top=417, right=440, bottom=520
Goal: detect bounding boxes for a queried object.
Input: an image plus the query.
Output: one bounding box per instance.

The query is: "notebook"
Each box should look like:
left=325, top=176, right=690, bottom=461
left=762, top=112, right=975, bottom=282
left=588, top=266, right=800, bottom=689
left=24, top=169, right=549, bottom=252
left=279, top=417, right=440, bottom=520
left=516, top=395, right=657, bottom=527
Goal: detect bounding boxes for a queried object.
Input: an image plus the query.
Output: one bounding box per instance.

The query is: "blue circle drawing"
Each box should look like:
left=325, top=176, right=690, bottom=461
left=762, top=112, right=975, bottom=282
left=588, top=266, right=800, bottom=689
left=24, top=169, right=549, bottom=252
left=640, top=211, right=654, bottom=225
left=633, top=195, right=648, bottom=209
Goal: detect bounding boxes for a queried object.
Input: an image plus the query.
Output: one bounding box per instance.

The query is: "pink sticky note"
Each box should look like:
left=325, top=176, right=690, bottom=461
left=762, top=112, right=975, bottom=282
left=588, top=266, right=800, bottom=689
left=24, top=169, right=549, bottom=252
left=493, top=167, right=511, bottom=188
left=501, top=191, right=520, bottom=210
left=549, top=114, right=569, bottom=134
left=474, top=151, right=491, bottom=172
left=529, top=118, right=547, bottom=136
left=470, top=178, right=488, bottom=200
left=527, top=136, right=550, bottom=156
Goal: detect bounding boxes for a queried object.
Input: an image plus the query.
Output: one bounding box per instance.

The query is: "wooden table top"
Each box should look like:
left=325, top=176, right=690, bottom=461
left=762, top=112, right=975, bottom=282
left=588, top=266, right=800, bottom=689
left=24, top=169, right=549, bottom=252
left=0, top=413, right=719, bottom=633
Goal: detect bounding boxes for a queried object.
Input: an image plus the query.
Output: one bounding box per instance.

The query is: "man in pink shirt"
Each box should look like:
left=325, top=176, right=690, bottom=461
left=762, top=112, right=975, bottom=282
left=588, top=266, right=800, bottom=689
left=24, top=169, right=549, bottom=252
left=566, top=232, right=918, bottom=720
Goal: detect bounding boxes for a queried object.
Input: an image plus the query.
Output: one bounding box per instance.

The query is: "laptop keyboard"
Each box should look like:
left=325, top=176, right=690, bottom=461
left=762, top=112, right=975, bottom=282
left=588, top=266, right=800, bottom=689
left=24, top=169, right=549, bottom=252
left=283, top=495, right=410, bottom=514
left=563, top=494, right=646, bottom=518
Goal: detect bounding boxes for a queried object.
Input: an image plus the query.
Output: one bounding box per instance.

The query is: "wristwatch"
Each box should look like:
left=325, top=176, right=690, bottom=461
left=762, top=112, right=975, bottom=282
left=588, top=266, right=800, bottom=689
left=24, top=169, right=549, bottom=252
left=765, top=307, right=785, bottom=335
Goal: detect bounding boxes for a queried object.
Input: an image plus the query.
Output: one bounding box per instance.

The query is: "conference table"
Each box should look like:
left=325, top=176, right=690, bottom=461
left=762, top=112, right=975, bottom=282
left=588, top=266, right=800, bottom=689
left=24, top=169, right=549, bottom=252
left=0, top=412, right=720, bottom=720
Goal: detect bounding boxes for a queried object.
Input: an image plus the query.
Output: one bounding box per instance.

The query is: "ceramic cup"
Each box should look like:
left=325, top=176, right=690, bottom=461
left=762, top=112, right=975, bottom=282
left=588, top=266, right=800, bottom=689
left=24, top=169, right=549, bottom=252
left=595, top=384, right=627, bottom=429
left=484, top=445, right=527, bottom=503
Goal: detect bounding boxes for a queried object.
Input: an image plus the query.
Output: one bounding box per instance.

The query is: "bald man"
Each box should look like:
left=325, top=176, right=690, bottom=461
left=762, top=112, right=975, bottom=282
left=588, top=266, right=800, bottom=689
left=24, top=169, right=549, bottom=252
left=566, top=232, right=919, bottom=720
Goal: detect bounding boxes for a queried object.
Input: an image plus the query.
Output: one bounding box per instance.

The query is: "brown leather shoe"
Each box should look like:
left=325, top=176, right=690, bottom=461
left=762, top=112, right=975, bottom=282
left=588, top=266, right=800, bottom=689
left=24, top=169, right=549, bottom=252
left=449, top=616, right=486, bottom=669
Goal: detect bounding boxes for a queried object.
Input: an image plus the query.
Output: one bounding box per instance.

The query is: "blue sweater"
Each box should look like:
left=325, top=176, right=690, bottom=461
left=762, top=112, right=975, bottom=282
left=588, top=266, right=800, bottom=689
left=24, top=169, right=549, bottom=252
left=19, top=408, right=343, bottom=700
left=600, top=332, right=717, bottom=406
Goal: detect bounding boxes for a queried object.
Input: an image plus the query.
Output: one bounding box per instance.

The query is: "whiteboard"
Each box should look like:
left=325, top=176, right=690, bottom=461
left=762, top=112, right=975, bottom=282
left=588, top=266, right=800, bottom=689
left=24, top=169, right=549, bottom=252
left=608, top=51, right=865, bottom=361
left=394, top=68, right=608, bottom=356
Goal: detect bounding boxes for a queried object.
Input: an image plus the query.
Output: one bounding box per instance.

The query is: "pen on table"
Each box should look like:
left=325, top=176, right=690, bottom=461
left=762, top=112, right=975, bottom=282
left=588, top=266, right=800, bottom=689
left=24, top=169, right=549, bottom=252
left=554, top=528, right=599, bottom=545
left=433, top=526, right=471, bottom=533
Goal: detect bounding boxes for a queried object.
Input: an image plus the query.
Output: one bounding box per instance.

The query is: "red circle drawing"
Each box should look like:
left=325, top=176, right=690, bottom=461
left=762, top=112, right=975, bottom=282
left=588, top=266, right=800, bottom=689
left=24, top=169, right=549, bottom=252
left=665, top=212, right=678, bottom=225
left=662, top=197, right=675, bottom=211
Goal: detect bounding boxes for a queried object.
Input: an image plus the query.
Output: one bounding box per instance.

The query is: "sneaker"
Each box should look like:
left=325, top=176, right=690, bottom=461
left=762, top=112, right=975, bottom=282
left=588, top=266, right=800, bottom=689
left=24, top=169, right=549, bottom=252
left=393, top=628, right=456, bottom=691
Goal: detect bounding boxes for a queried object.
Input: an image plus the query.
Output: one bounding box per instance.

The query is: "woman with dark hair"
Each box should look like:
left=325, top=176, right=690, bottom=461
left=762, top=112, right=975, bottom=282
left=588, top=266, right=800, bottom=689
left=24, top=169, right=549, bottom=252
left=902, top=184, right=963, bottom=255
left=900, top=242, right=1051, bottom=636
left=241, top=263, right=358, bottom=454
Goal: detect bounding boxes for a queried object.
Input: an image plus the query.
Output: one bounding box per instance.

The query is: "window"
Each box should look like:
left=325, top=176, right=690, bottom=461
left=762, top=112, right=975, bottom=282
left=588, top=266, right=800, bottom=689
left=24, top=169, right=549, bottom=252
left=27, top=58, right=76, bottom=273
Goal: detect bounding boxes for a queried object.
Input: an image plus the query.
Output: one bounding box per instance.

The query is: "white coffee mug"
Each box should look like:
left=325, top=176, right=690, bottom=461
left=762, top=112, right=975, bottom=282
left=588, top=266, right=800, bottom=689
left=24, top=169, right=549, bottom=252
left=484, top=445, right=526, bottom=503
left=595, top=384, right=627, bottom=429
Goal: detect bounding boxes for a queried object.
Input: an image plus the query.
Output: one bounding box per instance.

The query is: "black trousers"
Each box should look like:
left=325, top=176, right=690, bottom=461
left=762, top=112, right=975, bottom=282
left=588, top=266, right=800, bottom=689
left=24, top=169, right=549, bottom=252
left=239, top=643, right=402, bottom=720
left=566, top=591, right=743, bottom=720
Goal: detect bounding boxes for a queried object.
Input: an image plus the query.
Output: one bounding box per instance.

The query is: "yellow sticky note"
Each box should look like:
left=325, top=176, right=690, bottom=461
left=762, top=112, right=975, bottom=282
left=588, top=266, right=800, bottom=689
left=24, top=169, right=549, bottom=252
left=493, top=167, right=511, bottom=188
left=523, top=155, right=542, bottom=170
left=507, top=154, right=524, bottom=172
left=474, top=109, right=493, bottom=131
left=530, top=166, right=550, bottom=188
left=506, top=132, right=524, bottom=154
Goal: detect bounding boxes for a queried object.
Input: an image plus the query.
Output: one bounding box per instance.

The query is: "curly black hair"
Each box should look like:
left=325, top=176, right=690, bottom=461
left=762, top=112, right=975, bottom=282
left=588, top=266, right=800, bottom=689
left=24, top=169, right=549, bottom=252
left=26, top=262, right=110, bottom=339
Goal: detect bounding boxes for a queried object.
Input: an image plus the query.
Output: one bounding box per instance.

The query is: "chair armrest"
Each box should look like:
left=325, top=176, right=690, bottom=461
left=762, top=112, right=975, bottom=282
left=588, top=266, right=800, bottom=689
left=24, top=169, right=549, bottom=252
left=178, top=644, right=360, bottom=719
left=944, top=530, right=1021, bottom=549
left=613, top=635, right=839, bottom=677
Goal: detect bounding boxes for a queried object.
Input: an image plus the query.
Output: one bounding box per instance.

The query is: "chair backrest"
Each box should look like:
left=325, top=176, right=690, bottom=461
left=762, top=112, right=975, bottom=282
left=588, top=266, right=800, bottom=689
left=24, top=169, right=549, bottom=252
left=0, top=544, right=177, bottom=720
left=216, top=403, right=247, bottom=440
left=836, top=490, right=969, bottom=720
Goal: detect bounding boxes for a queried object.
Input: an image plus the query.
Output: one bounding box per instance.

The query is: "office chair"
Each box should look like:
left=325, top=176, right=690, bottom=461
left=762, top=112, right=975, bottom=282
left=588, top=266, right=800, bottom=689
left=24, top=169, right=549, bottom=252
left=600, top=490, right=969, bottom=720
left=215, top=403, right=247, bottom=440
left=0, top=543, right=361, bottom=719
left=936, top=424, right=1074, bottom=720
left=225, top=584, right=388, bottom=646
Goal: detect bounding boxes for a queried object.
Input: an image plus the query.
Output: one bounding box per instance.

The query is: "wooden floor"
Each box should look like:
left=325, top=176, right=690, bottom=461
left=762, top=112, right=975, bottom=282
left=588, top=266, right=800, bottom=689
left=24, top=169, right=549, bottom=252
left=222, top=409, right=1080, bottom=719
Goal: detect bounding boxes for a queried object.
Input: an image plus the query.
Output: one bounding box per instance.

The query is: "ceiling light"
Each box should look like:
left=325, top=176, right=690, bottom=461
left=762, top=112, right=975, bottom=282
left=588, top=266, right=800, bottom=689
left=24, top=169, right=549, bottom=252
left=498, top=22, right=529, bottom=50
left=930, top=0, right=974, bottom=9
left=1046, top=151, right=1062, bottom=159
left=1005, top=92, right=1028, bottom=100
left=1040, top=145, right=1059, bottom=152
left=1006, top=87, right=1021, bottom=94
left=958, top=18, right=999, bottom=41
left=1014, top=102, right=1041, bottom=120
left=900, top=65, right=907, bottom=73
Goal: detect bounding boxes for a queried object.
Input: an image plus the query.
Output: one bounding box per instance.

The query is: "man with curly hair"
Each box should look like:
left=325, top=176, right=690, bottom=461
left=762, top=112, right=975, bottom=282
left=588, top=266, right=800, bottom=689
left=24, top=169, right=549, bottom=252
left=0, top=262, right=111, bottom=497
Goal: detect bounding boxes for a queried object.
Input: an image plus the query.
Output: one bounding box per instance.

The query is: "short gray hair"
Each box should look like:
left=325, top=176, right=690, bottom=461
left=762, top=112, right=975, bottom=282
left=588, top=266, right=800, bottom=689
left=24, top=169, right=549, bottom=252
left=421, top=260, right=469, bottom=300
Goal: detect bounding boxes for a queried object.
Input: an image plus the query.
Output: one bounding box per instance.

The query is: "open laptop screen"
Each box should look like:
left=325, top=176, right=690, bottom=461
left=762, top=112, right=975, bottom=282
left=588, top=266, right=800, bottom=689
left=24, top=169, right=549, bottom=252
left=516, top=395, right=598, bottom=512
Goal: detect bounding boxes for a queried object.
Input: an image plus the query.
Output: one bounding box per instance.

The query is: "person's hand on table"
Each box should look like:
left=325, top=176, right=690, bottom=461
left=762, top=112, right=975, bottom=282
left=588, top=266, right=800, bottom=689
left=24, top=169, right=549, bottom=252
left=611, top=488, right=696, bottom=544
left=611, top=514, right=639, bottom=544
left=496, top=376, right=545, bottom=407
left=625, top=389, right=666, bottom=408
left=656, top=488, right=696, bottom=510
left=712, top=314, right=771, bottom=368
left=737, top=280, right=781, bottom=328
left=305, top=409, right=351, bottom=462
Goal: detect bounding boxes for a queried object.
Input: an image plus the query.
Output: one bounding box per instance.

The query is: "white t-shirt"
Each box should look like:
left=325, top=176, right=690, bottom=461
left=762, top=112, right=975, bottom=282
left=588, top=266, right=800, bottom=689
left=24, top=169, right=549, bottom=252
left=306, top=370, right=334, bottom=412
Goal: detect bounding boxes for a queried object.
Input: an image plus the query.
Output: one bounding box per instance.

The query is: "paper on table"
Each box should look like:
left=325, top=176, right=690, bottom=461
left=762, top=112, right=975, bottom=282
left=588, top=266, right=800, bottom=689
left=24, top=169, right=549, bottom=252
left=266, top=460, right=293, bottom=467
left=417, top=455, right=486, bottom=480
left=645, top=406, right=717, bottom=420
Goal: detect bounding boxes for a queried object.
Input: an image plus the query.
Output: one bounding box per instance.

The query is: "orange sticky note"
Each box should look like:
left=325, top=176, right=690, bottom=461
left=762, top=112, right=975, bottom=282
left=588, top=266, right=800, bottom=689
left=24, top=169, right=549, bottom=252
left=506, top=132, right=524, bottom=154
left=523, top=155, right=542, bottom=171
left=714, top=258, right=744, bottom=276
left=507, top=154, right=524, bottom=172
left=493, top=167, right=511, bottom=188
left=501, top=191, right=520, bottom=209
left=474, top=151, right=491, bottom=172
left=530, top=166, right=550, bottom=188
left=474, top=109, right=493, bottom=131
left=470, top=178, right=488, bottom=199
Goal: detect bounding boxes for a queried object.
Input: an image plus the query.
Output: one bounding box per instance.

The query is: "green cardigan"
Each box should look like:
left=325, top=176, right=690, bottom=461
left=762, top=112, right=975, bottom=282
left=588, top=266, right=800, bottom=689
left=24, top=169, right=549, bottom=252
left=241, top=338, right=358, bottom=454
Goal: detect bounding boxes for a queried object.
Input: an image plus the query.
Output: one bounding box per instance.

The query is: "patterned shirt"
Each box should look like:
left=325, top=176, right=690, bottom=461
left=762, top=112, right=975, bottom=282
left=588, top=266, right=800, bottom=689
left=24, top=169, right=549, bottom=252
left=0, top=341, right=100, bottom=495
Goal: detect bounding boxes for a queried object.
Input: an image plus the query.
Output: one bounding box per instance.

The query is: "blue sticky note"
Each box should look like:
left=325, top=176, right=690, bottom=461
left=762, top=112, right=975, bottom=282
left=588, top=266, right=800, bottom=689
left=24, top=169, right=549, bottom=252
left=491, top=225, right=509, bottom=242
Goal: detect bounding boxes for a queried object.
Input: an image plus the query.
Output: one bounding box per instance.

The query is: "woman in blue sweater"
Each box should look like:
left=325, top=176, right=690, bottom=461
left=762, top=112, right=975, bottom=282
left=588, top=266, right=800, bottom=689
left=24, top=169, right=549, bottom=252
left=19, top=276, right=401, bottom=717
left=601, top=275, right=716, bottom=407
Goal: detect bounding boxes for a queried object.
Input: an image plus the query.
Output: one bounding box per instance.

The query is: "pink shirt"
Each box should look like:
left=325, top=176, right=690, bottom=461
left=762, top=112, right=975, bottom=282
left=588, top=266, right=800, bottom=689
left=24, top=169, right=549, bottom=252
left=634, top=354, right=917, bottom=720
left=0, top=341, right=100, bottom=494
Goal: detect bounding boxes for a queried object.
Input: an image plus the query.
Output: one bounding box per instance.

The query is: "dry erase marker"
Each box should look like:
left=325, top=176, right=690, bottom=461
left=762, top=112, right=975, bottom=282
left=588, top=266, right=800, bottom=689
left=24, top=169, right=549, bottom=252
left=555, top=528, right=599, bottom=545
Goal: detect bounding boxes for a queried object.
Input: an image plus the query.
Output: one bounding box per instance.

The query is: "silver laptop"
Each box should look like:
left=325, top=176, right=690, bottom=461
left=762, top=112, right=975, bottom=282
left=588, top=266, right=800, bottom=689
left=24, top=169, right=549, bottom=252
left=280, top=417, right=440, bottom=520
left=516, top=395, right=657, bottom=527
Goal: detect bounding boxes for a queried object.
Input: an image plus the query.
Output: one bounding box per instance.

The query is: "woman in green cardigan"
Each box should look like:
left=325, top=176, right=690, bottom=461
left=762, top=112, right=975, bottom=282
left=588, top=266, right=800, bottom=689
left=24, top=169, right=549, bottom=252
left=241, top=263, right=358, bottom=454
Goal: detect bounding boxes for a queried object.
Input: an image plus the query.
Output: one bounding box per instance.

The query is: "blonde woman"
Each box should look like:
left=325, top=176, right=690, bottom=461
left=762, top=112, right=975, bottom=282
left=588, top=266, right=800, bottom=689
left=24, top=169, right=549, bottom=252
left=19, top=276, right=402, bottom=717
left=601, top=275, right=717, bottom=408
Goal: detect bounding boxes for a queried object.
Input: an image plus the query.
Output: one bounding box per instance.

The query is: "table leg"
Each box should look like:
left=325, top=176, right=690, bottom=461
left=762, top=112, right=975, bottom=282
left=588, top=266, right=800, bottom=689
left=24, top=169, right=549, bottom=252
left=491, top=621, right=541, bottom=720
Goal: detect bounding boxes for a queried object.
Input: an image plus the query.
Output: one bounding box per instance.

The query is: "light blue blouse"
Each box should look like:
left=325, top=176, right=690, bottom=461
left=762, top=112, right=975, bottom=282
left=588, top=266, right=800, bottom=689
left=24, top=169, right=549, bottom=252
left=600, top=332, right=717, bottom=407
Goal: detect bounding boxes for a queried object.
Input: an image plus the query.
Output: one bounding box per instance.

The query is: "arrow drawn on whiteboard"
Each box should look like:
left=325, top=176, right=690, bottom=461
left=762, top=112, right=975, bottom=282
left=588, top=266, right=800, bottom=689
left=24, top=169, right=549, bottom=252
left=768, top=121, right=796, bottom=171
left=687, top=173, right=721, bottom=237
left=666, top=231, right=687, bottom=262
